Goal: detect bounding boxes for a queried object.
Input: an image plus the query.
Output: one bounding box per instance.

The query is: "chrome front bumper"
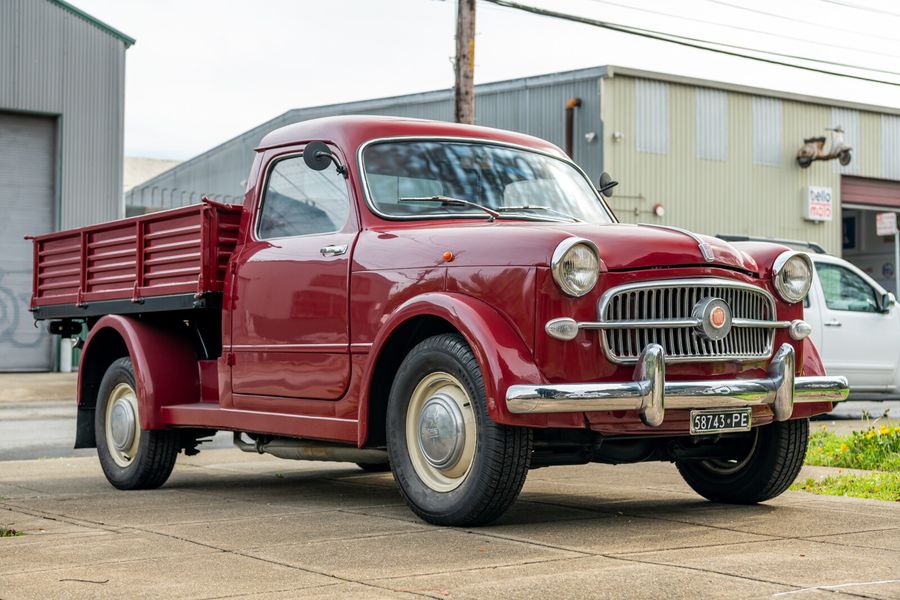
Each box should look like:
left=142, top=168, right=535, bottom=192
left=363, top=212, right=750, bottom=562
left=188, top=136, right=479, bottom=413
left=506, top=343, right=849, bottom=426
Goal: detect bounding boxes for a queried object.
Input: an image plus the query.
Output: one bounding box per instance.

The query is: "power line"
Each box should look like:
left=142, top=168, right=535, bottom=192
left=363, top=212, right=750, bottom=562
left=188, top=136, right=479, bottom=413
left=817, top=0, right=900, bottom=18
left=481, top=0, right=900, bottom=86
left=586, top=0, right=900, bottom=55
left=704, top=0, right=899, bottom=42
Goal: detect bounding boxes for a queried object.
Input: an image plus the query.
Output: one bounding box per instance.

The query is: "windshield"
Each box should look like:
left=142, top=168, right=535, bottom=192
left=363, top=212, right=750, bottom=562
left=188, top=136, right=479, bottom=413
left=361, top=140, right=614, bottom=223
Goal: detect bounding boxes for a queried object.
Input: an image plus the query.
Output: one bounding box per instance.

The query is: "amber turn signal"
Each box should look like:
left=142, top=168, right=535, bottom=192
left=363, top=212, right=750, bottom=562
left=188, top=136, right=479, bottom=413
left=442, top=251, right=454, bottom=262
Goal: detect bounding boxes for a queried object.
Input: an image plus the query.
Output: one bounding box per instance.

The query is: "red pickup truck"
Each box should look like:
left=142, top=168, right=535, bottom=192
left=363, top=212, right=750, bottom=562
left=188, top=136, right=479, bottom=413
left=30, top=116, right=848, bottom=526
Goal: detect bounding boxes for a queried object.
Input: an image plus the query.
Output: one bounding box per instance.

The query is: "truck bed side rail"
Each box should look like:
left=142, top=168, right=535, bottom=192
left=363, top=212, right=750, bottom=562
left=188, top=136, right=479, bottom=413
left=28, top=199, right=243, bottom=320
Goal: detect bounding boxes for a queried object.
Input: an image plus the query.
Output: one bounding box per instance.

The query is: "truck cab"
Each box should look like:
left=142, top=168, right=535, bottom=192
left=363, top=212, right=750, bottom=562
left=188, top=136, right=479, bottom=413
left=30, top=116, right=848, bottom=526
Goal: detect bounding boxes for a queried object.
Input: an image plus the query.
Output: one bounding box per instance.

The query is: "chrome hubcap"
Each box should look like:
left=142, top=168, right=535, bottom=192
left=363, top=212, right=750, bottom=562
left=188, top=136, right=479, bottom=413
left=110, top=398, right=136, bottom=450
left=406, top=372, right=477, bottom=492
left=105, top=382, right=140, bottom=467
left=418, top=393, right=465, bottom=469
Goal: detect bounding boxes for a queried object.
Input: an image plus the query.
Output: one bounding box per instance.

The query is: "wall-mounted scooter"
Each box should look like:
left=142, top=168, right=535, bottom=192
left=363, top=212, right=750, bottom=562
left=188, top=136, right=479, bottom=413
left=797, top=126, right=852, bottom=168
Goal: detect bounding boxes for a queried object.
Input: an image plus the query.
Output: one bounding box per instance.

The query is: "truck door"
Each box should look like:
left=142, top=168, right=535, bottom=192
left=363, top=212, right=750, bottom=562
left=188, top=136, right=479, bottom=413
left=814, top=260, right=900, bottom=392
left=230, top=148, right=357, bottom=402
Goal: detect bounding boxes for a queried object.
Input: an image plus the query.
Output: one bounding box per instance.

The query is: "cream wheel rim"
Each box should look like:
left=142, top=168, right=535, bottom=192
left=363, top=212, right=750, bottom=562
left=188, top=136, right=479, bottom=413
left=105, top=382, right=140, bottom=467
left=406, top=372, right=477, bottom=492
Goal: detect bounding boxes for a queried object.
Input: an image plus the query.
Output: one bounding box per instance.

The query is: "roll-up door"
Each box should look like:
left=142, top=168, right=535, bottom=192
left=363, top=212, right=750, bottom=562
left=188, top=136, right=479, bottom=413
left=0, top=112, right=56, bottom=371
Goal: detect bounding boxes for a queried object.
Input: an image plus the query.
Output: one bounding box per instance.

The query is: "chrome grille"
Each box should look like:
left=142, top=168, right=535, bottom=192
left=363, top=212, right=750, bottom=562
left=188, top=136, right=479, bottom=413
left=599, top=278, right=777, bottom=364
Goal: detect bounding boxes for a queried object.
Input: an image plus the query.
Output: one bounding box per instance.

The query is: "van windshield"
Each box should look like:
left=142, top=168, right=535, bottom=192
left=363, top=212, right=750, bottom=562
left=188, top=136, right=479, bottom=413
left=361, top=140, right=614, bottom=223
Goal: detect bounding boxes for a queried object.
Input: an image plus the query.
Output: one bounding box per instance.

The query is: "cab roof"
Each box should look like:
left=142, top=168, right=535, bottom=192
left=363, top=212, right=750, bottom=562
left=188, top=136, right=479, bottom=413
left=255, top=115, right=565, bottom=156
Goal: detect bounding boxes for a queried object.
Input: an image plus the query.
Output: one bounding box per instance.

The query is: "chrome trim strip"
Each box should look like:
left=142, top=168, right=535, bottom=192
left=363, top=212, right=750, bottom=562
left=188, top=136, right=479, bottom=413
left=639, top=223, right=716, bottom=263
left=506, top=343, right=849, bottom=425
left=564, top=317, right=793, bottom=330
left=595, top=277, right=779, bottom=364
left=355, top=135, right=617, bottom=224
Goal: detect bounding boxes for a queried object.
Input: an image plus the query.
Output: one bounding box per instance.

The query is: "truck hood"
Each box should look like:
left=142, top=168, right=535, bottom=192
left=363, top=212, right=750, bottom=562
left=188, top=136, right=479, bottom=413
left=356, top=221, right=759, bottom=273
left=561, top=223, right=758, bottom=272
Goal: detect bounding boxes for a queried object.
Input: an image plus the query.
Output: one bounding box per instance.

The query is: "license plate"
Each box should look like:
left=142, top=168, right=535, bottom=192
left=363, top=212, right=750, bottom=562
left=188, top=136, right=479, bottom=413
left=690, top=408, right=752, bottom=435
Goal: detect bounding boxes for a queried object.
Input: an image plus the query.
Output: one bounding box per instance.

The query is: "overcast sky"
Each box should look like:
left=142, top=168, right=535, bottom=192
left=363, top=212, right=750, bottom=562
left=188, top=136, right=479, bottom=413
left=73, top=0, right=900, bottom=160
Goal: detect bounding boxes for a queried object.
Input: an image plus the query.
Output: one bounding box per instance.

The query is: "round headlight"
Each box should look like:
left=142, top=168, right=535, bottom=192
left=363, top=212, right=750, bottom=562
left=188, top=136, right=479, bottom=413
left=551, top=238, right=600, bottom=297
left=772, top=251, right=813, bottom=303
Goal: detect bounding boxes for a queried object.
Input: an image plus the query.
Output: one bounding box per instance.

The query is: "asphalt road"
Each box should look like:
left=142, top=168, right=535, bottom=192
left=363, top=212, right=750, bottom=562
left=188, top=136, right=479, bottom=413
left=1, top=448, right=898, bottom=599
left=2, top=396, right=897, bottom=461
left=2, top=385, right=898, bottom=598
left=0, top=399, right=232, bottom=461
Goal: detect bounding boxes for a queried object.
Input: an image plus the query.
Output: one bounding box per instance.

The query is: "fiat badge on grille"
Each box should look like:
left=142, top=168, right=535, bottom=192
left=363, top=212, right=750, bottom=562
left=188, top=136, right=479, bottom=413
left=692, top=297, right=732, bottom=341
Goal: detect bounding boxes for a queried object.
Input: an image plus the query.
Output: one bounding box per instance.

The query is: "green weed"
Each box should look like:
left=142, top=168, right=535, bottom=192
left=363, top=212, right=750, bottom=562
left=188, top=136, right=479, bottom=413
left=805, top=423, right=900, bottom=471
left=0, top=526, right=23, bottom=538
left=790, top=472, right=900, bottom=502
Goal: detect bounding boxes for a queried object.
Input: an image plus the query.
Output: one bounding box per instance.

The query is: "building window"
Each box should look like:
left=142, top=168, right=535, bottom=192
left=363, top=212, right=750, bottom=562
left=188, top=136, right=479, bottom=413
left=635, top=79, right=668, bottom=154
left=696, top=88, right=727, bottom=161
left=883, top=115, right=900, bottom=180
left=752, top=97, right=782, bottom=166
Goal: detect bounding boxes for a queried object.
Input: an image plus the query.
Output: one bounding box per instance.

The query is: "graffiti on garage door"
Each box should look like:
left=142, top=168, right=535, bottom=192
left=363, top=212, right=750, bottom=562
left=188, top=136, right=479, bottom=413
left=0, top=269, right=45, bottom=349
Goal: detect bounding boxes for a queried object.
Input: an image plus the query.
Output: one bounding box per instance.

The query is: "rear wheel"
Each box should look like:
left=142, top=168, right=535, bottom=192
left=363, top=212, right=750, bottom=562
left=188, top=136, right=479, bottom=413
left=386, top=334, right=531, bottom=526
left=95, top=357, right=179, bottom=490
left=676, top=418, right=808, bottom=503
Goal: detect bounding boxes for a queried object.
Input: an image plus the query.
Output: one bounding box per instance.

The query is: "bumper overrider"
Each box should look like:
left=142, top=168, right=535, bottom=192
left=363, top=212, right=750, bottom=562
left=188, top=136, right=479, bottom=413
left=506, top=343, right=849, bottom=426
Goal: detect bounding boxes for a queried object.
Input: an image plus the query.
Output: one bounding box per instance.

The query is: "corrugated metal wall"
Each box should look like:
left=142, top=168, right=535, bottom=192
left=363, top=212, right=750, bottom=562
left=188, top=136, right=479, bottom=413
left=126, top=70, right=605, bottom=211
left=0, top=0, right=126, bottom=229
left=832, top=107, right=859, bottom=175
left=602, top=75, right=900, bottom=255
left=882, top=115, right=900, bottom=180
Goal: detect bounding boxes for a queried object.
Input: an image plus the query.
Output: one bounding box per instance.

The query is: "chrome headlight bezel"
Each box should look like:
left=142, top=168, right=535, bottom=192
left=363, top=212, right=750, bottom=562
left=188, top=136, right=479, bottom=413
left=551, top=238, right=600, bottom=297
left=772, top=251, right=813, bottom=303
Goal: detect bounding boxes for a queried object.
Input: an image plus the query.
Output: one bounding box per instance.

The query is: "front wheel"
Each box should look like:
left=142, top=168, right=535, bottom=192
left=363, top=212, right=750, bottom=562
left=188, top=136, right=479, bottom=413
left=676, top=418, right=808, bottom=503
left=386, top=334, right=531, bottom=526
left=95, top=357, right=179, bottom=490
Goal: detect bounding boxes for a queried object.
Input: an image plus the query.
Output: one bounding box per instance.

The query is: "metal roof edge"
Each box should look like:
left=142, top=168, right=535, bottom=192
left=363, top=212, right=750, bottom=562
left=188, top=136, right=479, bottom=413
left=129, top=67, right=614, bottom=195
left=125, top=109, right=299, bottom=197
left=602, top=65, right=900, bottom=117
left=48, top=0, right=135, bottom=47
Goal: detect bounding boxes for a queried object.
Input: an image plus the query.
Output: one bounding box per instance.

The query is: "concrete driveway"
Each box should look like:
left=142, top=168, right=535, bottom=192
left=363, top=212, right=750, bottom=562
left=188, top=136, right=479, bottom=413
left=1, top=449, right=898, bottom=599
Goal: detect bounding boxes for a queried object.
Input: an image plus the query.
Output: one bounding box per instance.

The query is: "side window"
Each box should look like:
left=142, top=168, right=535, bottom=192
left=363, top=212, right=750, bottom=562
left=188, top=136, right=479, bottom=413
left=257, top=154, right=350, bottom=239
left=815, top=263, right=878, bottom=313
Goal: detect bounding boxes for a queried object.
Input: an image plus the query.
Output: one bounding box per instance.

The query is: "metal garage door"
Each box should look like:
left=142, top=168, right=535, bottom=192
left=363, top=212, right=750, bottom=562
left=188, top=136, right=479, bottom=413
left=0, top=112, right=55, bottom=371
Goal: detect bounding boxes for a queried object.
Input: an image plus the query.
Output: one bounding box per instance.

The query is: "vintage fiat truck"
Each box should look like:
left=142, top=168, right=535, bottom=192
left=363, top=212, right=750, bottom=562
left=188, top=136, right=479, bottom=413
left=29, top=116, right=849, bottom=526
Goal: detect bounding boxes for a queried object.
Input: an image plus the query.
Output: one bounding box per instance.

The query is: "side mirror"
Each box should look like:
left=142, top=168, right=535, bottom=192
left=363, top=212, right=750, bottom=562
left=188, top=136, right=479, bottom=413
left=881, top=292, right=896, bottom=312
left=598, top=172, right=618, bottom=197
left=303, top=141, right=348, bottom=178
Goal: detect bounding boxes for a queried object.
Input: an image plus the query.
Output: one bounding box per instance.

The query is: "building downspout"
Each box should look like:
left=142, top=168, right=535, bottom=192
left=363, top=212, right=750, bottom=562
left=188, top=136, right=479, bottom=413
left=565, top=97, right=582, bottom=158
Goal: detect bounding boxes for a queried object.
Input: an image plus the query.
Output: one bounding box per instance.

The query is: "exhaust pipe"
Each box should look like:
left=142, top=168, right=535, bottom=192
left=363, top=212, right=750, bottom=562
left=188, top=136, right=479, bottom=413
left=234, top=433, right=389, bottom=465
left=565, top=97, right=582, bottom=158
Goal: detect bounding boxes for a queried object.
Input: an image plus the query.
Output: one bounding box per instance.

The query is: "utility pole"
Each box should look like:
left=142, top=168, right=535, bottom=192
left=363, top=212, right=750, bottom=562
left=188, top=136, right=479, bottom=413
left=454, top=0, right=476, bottom=124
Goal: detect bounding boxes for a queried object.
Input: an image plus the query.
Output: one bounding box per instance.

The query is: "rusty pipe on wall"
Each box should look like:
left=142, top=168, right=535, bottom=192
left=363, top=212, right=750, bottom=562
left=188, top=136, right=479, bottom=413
left=565, top=97, right=582, bottom=158
left=234, top=433, right=389, bottom=465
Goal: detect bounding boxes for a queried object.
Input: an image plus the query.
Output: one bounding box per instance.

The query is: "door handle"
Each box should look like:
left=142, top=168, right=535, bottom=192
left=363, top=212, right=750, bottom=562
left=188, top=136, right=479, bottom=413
left=319, top=244, right=348, bottom=257
left=824, top=319, right=842, bottom=327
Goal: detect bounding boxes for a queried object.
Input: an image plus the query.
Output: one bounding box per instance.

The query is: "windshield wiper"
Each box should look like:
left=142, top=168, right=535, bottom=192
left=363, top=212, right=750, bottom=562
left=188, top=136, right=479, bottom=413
left=495, top=205, right=580, bottom=222
left=399, top=196, right=500, bottom=222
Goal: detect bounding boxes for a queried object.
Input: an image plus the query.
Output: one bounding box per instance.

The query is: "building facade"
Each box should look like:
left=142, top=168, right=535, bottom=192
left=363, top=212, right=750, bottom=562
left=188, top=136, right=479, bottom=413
left=127, top=65, right=900, bottom=291
left=0, top=0, right=131, bottom=370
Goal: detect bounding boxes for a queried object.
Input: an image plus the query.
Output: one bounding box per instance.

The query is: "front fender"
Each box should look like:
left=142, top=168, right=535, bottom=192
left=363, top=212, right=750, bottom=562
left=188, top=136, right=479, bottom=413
left=79, top=315, right=199, bottom=430
left=362, top=292, right=562, bottom=432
